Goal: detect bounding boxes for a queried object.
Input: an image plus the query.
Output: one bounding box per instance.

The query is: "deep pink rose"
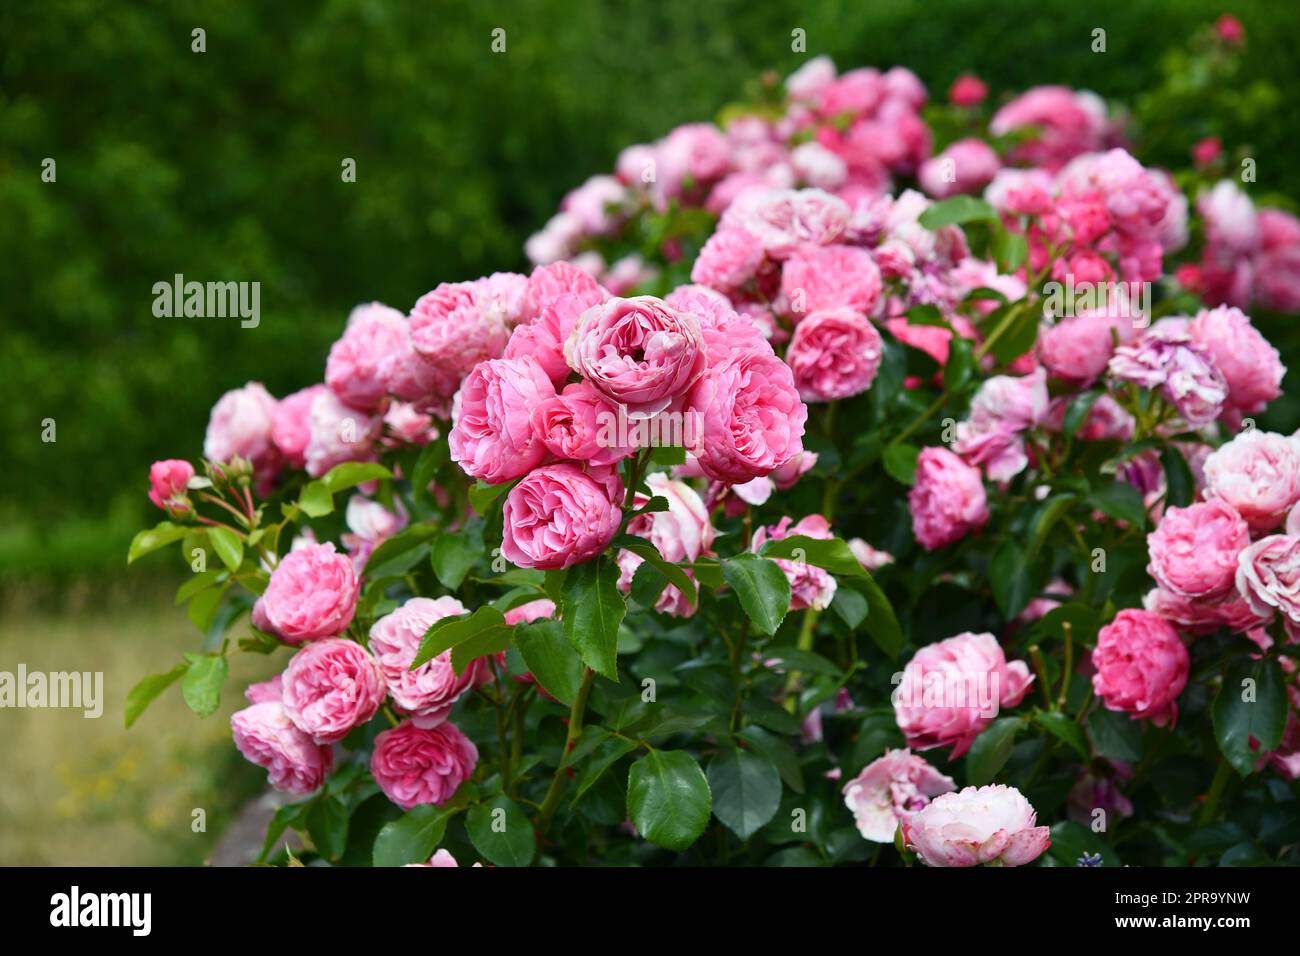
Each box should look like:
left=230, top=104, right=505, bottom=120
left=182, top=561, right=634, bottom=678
left=449, top=357, right=556, bottom=484
left=565, top=296, right=706, bottom=416
left=281, top=638, right=386, bottom=744
left=369, top=596, right=488, bottom=725
left=1038, top=309, right=1135, bottom=385
left=990, top=86, right=1110, bottom=170
left=501, top=463, right=623, bottom=570
left=230, top=701, right=333, bottom=795
left=902, top=784, right=1051, bottom=867
left=779, top=245, right=882, bottom=317
left=531, top=381, right=633, bottom=466
left=1091, top=609, right=1189, bottom=726
left=893, top=631, right=1033, bottom=758
left=1203, top=430, right=1300, bottom=532
left=525, top=261, right=606, bottom=318
left=785, top=308, right=883, bottom=402
left=505, top=288, right=608, bottom=386
left=253, top=542, right=360, bottom=644
left=908, top=446, right=989, bottom=550
left=371, top=720, right=478, bottom=811
left=204, top=382, right=280, bottom=481
left=272, top=384, right=328, bottom=469
left=1236, top=535, right=1300, bottom=626
left=147, top=459, right=194, bottom=512
left=842, top=749, right=956, bottom=843
left=326, top=303, right=408, bottom=411
left=1188, top=306, right=1284, bottom=414
left=1147, top=500, right=1250, bottom=601
left=304, top=389, right=381, bottom=478
left=948, top=74, right=987, bottom=107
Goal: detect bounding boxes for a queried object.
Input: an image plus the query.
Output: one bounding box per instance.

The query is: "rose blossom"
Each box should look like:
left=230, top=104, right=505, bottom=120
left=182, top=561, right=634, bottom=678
left=849, top=537, right=894, bottom=571
left=530, top=381, right=633, bottom=466
left=784, top=308, right=883, bottom=403
left=617, top=473, right=713, bottom=616
left=271, top=384, right=328, bottom=469
left=1236, top=535, right=1300, bottom=625
left=720, top=187, right=850, bottom=259
left=1203, top=430, right=1300, bottom=532
left=902, top=784, right=1051, bottom=867
left=565, top=296, right=706, bottom=417
left=1143, top=586, right=1269, bottom=636
left=751, top=514, right=837, bottom=611
left=506, top=287, right=607, bottom=386
left=281, top=638, right=386, bottom=744
left=448, top=356, right=555, bottom=484
left=948, top=74, right=987, bottom=107
left=371, top=720, right=478, bottom=811
left=1108, top=329, right=1227, bottom=426
left=779, top=244, right=882, bottom=316
left=503, top=599, right=557, bottom=625
left=369, top=596, right=489, bottom=725
left=1091, top=609, right=1189, bottom=726
left=252, top=542, right=359, bottom=645
left=325, top=302, right=409, bottom=411
left=230, top=701, right=333, bottom=795
left=1146, top=500, right=1251, bottom=601
left=409, top=278, right=514, bottom=380
left=842, top=749, right=956, bottom=842
left=147, top=459, right=194, bottom=511
left=1188, top=306, right=1284, bottom=414
left=918, top=138, right=1000, bottom=199
left=204, top=381, right=279, bottom=478
left=908, top=446, right=989, bottom=550
left=893, top=632, right=1033, bottom=758
left=501, top=463, right=623, bottom=570
left=304, top=389, right=381, bottom=478
left=691, top=227, right=764, bottom=291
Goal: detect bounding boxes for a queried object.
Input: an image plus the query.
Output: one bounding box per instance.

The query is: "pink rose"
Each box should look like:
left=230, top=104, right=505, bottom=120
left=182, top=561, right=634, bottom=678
left=409, top=281, right=510, bottom=381
left=384, top=402, right=439, bottom=445
left=304, top=389, right=381, bottom=478
left=326, top=303, right=409, bottom=411
left=779, top=245, right=882, bottom=316
left=1204, top=430, right=1300, bottom=532
left=1188, top=306, right=1284, bottom=414
left=1147, top=500, right=1250, bottom=601
left=691, top=227, right=764, bottom=291
left=908, top=446, right=989, bottom=550
left=902, top=784, right=1051, bottom=867
left=617, top=473, right=713, bottom=616
left=281, top=638, right=386, bottom=743
left=230, top=701, right=333, bottom=795
left=1143, top=586, right=1269, bottom=636
left=503, top=599, right=557, bottom=625
left=918, top=138, right=1000, bottom=199
left=990, top=86, right=1110, bottom=170
left=371, top=720, right=478, bottom=811
left=720, top=187, right=850, bottom=259
left=405, top=848, right=463, bottom=867
left=501, top=463, right=623, bottom=570
left=147, top=459, right=194, bottom=511
left=948, top=74, right=987, bottom=107
left=369, top=596, right=487, bottom=725
left=1108, top=330, right=1227, bottom=427
left=448, top=357, right=556, bottom=484
left=848, top=537, right=894, bottom=571
left=1038, top=309, right=1134, bottom=385
left=1091, top=609, right=1189, bottom=726
left=843, top=749, right=956, bottom=842
left=893, top=631, right=1033, bottom=758
left=272, top=384, right=328, bottom=469
left=785, top=308, right=883, bottom=403
left=531, top=381, right=633, bottom=466
left=565, top=296, right=706, bottom=417
left=1236, top=535, right=1300, bottom=625
left=244, top=675, right=283, bottom=704
left=525, top=261, right=606, bottom=319
left=204, top=382, right=280, bottom=479
left=253, top=542, right=360, bottom=644
left=506, top=288, right=608, bottom=386
left=751, top=514, right=838, bottom=611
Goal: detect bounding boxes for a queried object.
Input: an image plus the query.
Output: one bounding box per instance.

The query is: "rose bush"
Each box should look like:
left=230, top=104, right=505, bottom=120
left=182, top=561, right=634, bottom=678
left=127, top=15, right=1300, bottom=868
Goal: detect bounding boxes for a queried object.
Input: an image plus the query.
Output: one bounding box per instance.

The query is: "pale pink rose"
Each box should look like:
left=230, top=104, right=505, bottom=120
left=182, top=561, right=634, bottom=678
left=658, top=122, right=731, bottom=194
left=848, top=537, right=894, bottom=571
left=1075, top=394, right=1136, bottom=442
left=1143, top=586, right=1270, bottom=636
left=893, top=632, right=1033, bottom=758
left=272, top=385, right=328, bottom=469
left=790, top=141, right=848, bottom=190
left=1203, top=430, right=1300, bottom=532
left=303, top=389, right=381, bottom=478
left=617, top=473, right=713, bottom=615
left=785, top=55, right=837, bottom=100
left=984, top=168, right=1056, bottom=217
left=771, top=449, right=818, bottom=490
left=147, top=459, right=194, bottom=512
left=720, top=187, right=850, bottom=259
left=1188, top=306, right=1284, bottom=414
left=902, top=784, right=1051, bottom=867
left=785, top=307, right=883, bottom=403
left=281, top=638, right=386, bottom=744
left=326, top=303, right=409, bottom=411
left=562, top=175, right=628, bottom=235
left=448, top=357, right=555, bottom=484
left=843, top=749, right=956, bottom=842
left=1236, top=535, right=1300, bottom=625
left=1038, top=310, right=1133, bottom=385
left=565, top=296, right=706, bottom=417
left=405, top=848, right=462, bottom=868
left=953, top=369, right=1049, bottom=481
left=525, top=261, right=606, bottom=319
left=369, top=596, right=488, bottom=725
left=409, top=279, right=513, bottom=380
left=908, top=446, right=989, bottom=550
left=230, top=702, right=333, bottom=795
left=383, top=402, right=439, bottom=445
left=530, top=381, right=632, bottom=466
left=342, top=496, right=407, bottom=568
left=204, top=382, right=280, bottom=480
left=1199, top=180, right=1259, bottom=255
left=501, top=463, right=623, bottom=570
left=918, top=139, right=1000, bottom=199
left=244, top=675, right=283, bottom=704
left=1091, top=609, right=1189, bottom=726
left=751, top=514, right=838, bottom=610
left=1108, top=330, right=1227, bottom=427
left=503, top=599, right=556, bottom=625
left=686, top=339, right=808, bottom=484
left=601, top=254, right=659, bottom=295
left=371, top=720, right=478, bottom=811
left=252, top=542, right=359, bottom=645
left=779, top=245, right=882, bottom=317
left=1147, top=500, right=1249, bottom=601
left=691, top=227, right=764, bottom=291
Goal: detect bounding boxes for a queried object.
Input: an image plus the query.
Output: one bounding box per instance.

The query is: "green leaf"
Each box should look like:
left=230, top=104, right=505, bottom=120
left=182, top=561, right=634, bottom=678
left=614, top=534, right=698, bottom=607
left=721, top=554, right=790, bottom=636
left=363, top=523, right=438, bottom=578
left=882, top=443, right=920, bottom=486
left=305, top=795, right=349, bottom=861
left=1161, top=445, right=1195, bottom=509
left=372, top=805, right=451, bottom=867
left=1061, top=390, right=1101, bottom=437
left=629, top=560, right=669, bottom=608
left=258, top=802, right=308, bottom=863
left=1087, top=706, right=1144, bottom=763
left=1026, top=494, right=1077, bottom=564
left=514, top=619, right=584, bottom=706
left=627, top=750, right=712, bottom=852
left=572, top=737, right=638, bottom=804
left=856, top=576, right=904, bottom=658
left=468, top=479, right=513, bottom=516
left=917, top=194, right=996, bottom=229
left=180, top=653, right=228, bottom=717
left=992, top=225, right=1028, bottom=273
left=707, top=748, right=782, bottom=840
left=737, top=725, right=805, bottom=794
left=206, top=525, right=244, bottom=571
left=560, top=556, right=626, bottom=679
left=944, top=335, right=976, bottom=393
left=411, top=606, right=508, bottom=668
left=431, top=526, right=482, bottom=590
left=1213, top=657, right=1288, bottom=776
left=989, top=538, right=1033, bottom=620
left=127, top=521, right=189, bottom=563
left=298, top=480, right=335, bottom=518
left=1034, top=711, right=1089, bottom=758
left=186, top=581, right=228, bottom=633
left=320, top=461, right=392, bottom=493
left=758, top=534, right=868, bottom=580
left=124, top=663, right=187, bottom=728
left=411, top=440, right=449, bottom=509
left=450, top=622, right=514, bottom=675
left=465, top=796, right=535, bottom=867
left=904, top=303, right=949, bottom=328
left=829, top=587, right=868, bottom=630
left=175, top=569, right=224, bottom=605
left=965, top=716, right=1023, bottom=785
left=989, top=305, right=1039, bottom=365
left=1087, top=480, right=1147, bottom=530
